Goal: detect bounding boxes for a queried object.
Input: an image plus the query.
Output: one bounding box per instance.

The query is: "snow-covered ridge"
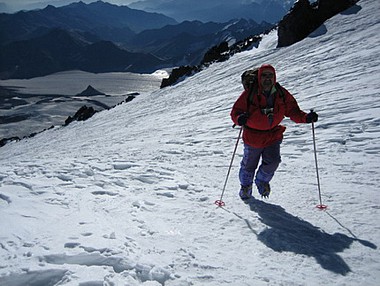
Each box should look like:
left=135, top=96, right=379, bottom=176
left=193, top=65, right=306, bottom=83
left=0, top=0, right=379, bottom=285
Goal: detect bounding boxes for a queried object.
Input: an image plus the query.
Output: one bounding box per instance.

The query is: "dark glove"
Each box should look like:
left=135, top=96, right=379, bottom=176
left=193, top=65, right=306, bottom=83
left=306, top=111, right=318, bottom=123
left=237, top=113, right=249, bottom=126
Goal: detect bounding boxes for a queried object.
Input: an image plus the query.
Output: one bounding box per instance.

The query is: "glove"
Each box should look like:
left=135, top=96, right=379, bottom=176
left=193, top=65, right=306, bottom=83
left=237, top=113, right=249, bottom=126
left=306, top=111, right=318, bottom=123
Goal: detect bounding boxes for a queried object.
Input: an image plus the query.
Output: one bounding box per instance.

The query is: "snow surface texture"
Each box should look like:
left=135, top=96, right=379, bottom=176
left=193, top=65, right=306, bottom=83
left=0, top=0, right=379, bottom=285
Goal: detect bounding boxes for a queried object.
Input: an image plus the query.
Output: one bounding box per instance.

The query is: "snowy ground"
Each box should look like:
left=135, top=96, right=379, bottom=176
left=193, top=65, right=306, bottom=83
left=0, top=0, right=379, bottom=285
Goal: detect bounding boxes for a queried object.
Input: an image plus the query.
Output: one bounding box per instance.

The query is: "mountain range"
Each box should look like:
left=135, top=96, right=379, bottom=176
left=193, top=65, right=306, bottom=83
left=0, top=28, right=166, bottom=79
left=0, top=1, right=275, bottom=79
left=0, top=0, right=295, bottom=22
left=129, top=0, right=295, bottom=23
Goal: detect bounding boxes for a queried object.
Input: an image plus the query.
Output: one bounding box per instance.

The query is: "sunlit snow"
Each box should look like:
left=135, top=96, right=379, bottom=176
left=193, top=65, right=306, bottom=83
left=0, top=0, right=379, bottom=285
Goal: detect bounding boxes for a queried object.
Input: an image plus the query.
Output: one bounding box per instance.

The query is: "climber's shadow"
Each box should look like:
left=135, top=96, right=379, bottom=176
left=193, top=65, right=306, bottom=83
left=244, top=197, right=376, bottom=275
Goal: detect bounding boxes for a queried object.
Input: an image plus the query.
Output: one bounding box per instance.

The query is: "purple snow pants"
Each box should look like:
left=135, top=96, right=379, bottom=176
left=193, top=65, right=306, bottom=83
left=239, top=141, right=282, bottom=187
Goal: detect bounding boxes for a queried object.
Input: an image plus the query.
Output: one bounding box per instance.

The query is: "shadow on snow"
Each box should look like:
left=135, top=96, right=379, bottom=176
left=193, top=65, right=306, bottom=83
left=238, top=197, right=377, bottom=276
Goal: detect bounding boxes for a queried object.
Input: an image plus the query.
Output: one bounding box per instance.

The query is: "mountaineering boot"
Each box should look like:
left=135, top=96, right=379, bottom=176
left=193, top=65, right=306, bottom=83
left=255, top=168, right=273, bottom=198
left=239, top=185, right=252, bottom=201
left=255, top=180, right=271, bottom=198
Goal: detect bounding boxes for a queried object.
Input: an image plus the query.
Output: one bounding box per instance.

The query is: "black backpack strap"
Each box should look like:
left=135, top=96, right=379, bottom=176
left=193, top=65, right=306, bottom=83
left=246, top=82, right=258, bottom=111
left=275, top=82, right=286, bottom=103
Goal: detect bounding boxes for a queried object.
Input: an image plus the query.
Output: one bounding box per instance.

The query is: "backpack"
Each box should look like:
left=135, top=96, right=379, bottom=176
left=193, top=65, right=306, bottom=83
left=241, top=68, right=259, bottom=92
left=241, top=68, right=285, bottom=106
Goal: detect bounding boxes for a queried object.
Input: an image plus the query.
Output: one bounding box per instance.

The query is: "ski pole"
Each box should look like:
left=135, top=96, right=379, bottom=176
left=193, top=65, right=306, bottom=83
left=310, top=110, right=327, bottom=210
left=215, top=126, right=243, bottom=207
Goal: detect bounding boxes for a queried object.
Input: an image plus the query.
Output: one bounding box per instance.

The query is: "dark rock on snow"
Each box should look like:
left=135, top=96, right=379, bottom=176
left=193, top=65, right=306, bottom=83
left=277, top=0, right=359, bottom=47
left=64, top=105, right=97, bottom=126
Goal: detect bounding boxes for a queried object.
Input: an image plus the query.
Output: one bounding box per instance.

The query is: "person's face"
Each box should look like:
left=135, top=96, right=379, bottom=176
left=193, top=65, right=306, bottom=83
left=260, top=69, right=275, bottom=91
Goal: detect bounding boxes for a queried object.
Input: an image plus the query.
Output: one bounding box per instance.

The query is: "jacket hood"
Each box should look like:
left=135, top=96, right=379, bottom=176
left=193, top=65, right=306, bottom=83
left=258, top=64, right=276, bottom=94
left=258, top=64, right=276, bottom=83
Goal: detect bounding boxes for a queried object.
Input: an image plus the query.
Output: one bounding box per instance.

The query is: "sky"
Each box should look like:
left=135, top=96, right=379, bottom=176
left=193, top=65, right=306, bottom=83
left=0, top=0, right=379, bottom=285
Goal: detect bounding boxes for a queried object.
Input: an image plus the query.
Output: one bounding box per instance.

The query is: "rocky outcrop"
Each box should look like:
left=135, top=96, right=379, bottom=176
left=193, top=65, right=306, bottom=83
left=160, top=33, right=264, bottom=88
left=0, top=136, right=20, bottom=147
left=160, top=66, right=200, bottom=88
left=277, top=0, right=359, bottom=47
left=64, top=105, right=97, bottom=126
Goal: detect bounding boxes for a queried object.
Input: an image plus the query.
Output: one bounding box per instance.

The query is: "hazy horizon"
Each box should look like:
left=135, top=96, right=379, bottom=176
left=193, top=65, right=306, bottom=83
left=0, top=0, right=136, bottom=13
left=0, top=0, right=264, bottom=13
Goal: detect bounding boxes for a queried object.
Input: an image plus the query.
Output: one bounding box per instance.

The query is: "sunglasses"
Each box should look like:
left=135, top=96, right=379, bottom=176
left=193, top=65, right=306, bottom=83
left=261, top=72, right=274, bottom=79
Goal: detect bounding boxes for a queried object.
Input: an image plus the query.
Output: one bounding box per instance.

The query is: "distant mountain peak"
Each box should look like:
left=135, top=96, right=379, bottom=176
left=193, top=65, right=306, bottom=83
left=77, top=85, right=105, bottom=96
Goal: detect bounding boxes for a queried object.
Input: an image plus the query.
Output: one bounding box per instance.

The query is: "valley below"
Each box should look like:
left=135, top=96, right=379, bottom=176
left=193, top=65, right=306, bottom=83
left=0, top=70, right=168, bottom=140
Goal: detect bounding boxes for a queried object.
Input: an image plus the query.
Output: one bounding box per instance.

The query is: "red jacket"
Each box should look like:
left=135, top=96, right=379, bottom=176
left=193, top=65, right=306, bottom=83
left=231, top=65, right=308, bottom=148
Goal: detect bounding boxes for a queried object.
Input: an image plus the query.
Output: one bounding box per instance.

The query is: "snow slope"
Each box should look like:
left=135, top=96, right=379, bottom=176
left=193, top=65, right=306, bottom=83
left=0, top=0, right=379, bottom=285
